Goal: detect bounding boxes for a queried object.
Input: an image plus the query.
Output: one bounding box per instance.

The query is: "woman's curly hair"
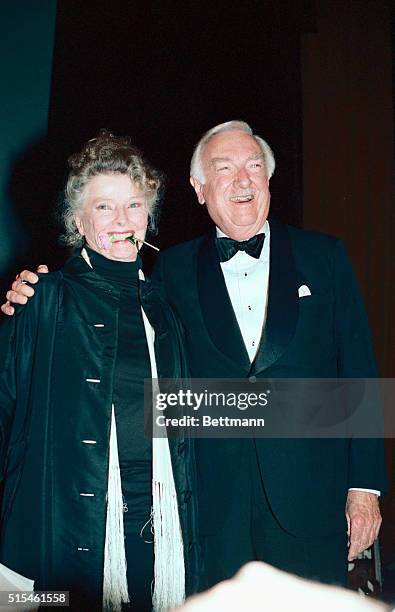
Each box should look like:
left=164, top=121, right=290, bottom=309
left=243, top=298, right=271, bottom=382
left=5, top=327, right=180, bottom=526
left=60, top=129, right=163, bottom=247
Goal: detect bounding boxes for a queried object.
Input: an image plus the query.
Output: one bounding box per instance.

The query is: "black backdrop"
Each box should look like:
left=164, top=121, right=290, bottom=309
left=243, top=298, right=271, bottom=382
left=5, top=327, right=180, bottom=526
left=7, top=1, right=315, bottom=277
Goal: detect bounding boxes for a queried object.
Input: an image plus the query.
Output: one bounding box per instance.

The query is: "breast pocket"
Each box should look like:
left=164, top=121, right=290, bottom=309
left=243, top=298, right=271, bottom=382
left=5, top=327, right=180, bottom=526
left=297, top=293, right=333, bottom=333
left=282, top=294, right=336, bottom=369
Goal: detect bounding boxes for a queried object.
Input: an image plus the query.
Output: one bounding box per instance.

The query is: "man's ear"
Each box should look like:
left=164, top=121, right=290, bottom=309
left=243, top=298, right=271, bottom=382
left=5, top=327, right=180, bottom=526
left=74, top=216, right=84, bottom=236
left=190, top=177, right=205, bottom=205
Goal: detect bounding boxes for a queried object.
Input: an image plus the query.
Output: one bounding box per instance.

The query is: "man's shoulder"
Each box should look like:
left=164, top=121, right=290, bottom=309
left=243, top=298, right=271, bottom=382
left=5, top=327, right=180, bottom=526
left=29, top=270, right=63, bottom=295
left=285, top=223, right=340, bottom=251
left=157, top=234, right=207, bottom=270
left=279, top=223, right=355, bottom=283
left=161, top=234, right=206, bottom=257
left=282, top=223, right=346, bottom=264
left=152, top=233, right=210, bottom=286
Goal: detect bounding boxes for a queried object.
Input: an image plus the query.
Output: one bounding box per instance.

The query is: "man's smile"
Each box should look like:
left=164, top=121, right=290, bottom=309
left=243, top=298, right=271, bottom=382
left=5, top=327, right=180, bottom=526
left=229, top=191, right=255, bottom=203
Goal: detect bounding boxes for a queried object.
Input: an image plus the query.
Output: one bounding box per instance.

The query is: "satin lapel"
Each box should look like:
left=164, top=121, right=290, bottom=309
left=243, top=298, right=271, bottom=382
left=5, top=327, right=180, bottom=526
left=198, top=231, right=251, bottom=372
left=249, top=218, right=299, bottom=375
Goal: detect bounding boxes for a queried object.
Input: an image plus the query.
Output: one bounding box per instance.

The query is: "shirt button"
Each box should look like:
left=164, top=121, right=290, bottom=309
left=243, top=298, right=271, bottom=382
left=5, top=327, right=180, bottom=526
left=248, top=305, right=252, bottom=310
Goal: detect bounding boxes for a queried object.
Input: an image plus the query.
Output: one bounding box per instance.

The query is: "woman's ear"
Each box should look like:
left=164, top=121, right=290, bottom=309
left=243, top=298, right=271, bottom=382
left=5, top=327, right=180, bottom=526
left=74, top=216, right=84, bottom=236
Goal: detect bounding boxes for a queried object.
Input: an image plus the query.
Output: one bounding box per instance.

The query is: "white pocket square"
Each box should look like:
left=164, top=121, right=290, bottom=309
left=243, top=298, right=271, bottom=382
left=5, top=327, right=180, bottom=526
left=298, top=284, right=311, bottom=297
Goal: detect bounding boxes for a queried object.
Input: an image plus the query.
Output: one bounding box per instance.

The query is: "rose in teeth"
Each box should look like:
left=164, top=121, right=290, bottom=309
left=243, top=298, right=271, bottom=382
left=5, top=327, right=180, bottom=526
left=97, top=232, right=111, bottom=250
left=97, top=232, right=137, bottom=250
left=109, top=233, right=133, bottom=242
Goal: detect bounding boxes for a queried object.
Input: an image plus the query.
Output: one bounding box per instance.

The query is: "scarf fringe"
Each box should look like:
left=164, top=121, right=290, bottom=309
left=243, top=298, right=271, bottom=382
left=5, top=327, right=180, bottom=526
left=103, top=407, right=130, bottom=612
left=152, top=438, right=185, bottom=612
left=89, top=259, right=186, bottom=612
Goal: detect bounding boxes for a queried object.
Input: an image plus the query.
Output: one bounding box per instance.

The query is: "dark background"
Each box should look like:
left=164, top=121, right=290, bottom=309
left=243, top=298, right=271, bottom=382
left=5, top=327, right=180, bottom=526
left=43, top=0, right=313, bottom=263
left=0, top=0, right=394, bottom=599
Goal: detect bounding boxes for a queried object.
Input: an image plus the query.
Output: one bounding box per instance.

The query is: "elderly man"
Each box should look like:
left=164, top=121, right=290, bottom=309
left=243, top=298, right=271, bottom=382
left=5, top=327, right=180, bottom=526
left=2, top=121, right=386, bottom=590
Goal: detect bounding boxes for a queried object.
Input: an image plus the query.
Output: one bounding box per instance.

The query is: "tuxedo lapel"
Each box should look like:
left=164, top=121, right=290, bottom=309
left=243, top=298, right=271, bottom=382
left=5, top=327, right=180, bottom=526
left=197, top=231, right=251, bottom=372
left=249, top=218, right=299, bottom=375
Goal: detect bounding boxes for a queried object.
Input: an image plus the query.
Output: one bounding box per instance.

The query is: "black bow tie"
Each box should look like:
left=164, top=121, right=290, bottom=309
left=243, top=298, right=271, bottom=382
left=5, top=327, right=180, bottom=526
left=215, top=233, right=265, bottom=263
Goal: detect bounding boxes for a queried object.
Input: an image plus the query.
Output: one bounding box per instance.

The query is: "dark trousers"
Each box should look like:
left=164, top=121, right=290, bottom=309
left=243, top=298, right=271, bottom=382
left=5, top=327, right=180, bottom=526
left=201, top=440, right=348, bottom=589
left=124, top=532, right=154, bottom=612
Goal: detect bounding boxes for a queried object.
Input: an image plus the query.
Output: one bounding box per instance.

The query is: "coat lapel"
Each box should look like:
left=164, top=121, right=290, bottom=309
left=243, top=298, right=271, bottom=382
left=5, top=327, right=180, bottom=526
left=249, top=218, right=299, bottom=375
left=197, top=231, right=251, bottom=372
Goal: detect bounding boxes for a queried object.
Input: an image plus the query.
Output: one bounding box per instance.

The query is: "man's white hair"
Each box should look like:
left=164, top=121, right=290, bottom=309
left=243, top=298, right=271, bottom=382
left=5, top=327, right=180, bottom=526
left=190, top=120, right=275, bottom=183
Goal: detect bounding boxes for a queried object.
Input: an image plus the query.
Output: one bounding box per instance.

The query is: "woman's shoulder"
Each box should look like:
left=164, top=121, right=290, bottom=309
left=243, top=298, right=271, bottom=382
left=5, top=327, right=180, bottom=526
left=14, top=270, right=64, bottom=319
left=32, top=270, right=64, bottom=295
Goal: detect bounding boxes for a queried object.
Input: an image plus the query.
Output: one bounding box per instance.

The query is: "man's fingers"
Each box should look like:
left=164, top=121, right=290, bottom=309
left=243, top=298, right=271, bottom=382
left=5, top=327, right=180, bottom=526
left=347, top=518, right=369, bottom=560
left=17, top=270, right=40, bottom=283
left=346, top=491, right=382, bottom=560
left=348, top=539, right=375, bottom=561
left=374, top=515, right=382, bottom=541
left=368, top=516, right=382, bottom=547
left=367, top=517, right=381, bottom=546
left=348, top=545, right=358, bottom=561
left=2, top=269, right=41, bottom=311
left=348, top=526, right=368, bottom=560
left=0, top=301, right=15, bottom=316
left=36, top=264, right=49, bottom=273
left=6, top=290, right=28, bottom=305
left=10, top=279, right=35, bottom=297
left=348, top=520, right=381, bottom=560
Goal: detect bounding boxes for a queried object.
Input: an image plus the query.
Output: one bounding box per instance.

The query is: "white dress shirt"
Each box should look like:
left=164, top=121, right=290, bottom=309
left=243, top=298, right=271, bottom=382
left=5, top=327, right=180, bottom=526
left=216, top=221, right=379, bottom=497
left=217, top=220, right=270, bottom=362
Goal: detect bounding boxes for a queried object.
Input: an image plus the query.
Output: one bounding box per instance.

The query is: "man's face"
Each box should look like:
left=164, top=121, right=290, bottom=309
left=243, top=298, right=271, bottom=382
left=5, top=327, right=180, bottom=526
left=190, top=130, right=271, bottom=240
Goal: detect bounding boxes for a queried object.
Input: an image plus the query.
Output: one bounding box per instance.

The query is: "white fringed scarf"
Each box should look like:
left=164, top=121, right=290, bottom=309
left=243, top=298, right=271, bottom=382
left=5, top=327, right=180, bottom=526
left=103, top=406, right=130, bottom=611
left=142, top=304, right=185, bottom=612
left=81, top=250, right=185, bottom=611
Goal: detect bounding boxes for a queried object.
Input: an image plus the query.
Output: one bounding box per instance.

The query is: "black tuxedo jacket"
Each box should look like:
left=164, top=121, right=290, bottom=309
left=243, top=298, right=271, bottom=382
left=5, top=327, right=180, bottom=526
left=153, top=219, right=387, bottom=538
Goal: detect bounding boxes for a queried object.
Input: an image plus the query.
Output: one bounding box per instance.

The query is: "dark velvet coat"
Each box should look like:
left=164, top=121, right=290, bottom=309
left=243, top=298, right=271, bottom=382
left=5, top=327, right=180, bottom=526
left=153, top=218, right=387, bottom=540
left=0, top=253, right=200, bottom=609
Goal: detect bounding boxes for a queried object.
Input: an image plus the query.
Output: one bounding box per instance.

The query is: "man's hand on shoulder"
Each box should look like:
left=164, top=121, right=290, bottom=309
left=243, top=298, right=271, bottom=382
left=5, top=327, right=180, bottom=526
left=346, top=490, right=382, bottom=560
left=1, top=265, right=49, bottom=316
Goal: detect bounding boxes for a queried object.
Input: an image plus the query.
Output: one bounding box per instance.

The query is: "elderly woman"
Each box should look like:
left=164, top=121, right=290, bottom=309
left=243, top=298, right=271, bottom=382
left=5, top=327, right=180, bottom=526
left=0, top=131, right=199, bottom=611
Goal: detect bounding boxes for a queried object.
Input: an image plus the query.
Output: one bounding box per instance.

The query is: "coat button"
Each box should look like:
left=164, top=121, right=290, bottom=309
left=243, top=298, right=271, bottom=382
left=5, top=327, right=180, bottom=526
left=184, top=490, right=192, bottom=503
left=178, top=442, right=186, bottom=455
left=249, top=376, right=257, bottom=383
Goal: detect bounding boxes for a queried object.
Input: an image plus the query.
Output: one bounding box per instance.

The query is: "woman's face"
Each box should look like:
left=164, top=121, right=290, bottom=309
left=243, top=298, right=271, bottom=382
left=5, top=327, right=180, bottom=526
left=74, top=173, right=149, bottom=262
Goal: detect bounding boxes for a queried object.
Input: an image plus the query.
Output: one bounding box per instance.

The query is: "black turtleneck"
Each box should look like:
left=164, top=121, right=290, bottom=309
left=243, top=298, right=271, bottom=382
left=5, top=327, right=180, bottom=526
left=85, top=247, right=152, bottom=534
